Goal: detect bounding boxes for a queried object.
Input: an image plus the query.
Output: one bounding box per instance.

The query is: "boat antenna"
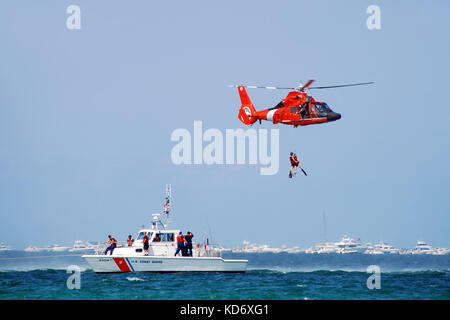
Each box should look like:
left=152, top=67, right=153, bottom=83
left=162, top=184, right=172, bottom=227
left=206, top=217, right=213, bottom=245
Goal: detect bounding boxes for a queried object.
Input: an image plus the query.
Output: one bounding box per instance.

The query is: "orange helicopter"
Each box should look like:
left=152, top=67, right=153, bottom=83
left=229, top=80, right=373, bottom=127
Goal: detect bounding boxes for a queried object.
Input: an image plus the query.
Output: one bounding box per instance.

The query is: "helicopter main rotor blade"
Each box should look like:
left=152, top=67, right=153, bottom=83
left=308, top=82, right=374, bottom=89
left=299, top=79, right=315, bottom=91
left=228, top=81, right=374, bottom=91
left=227, top=85, right=295, bottom=90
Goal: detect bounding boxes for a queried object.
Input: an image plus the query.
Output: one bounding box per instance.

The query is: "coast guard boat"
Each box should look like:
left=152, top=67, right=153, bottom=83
left=82, top=185, right=247, bottom=273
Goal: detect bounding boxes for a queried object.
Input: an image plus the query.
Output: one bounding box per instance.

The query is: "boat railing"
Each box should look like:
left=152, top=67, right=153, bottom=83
left=93, top=241, right=223, bottom=258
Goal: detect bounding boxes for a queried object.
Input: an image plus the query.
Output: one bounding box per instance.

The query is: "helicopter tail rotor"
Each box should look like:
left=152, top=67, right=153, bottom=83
left=236, top=86, right=257, bottom=125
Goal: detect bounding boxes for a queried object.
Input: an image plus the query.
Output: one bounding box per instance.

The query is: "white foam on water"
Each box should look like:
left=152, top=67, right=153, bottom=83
left=126, top=277, right=145, bottom=282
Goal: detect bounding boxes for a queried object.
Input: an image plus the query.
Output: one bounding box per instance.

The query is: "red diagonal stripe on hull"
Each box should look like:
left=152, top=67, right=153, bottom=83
left=113, top=257, right=131, bottom=272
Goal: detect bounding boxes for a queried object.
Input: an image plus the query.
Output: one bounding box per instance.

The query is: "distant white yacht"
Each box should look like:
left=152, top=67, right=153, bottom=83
left=365, top=242, right=400, bottom=254
left=24, top=242, right=101, bottom=253
left=414, top=241, right=433, bottom=253
left=69, top=240, right=89, bottom=252
left=85, top=241, right=101, bottom=250
left=49, top=244, right=71, bottom=252
left=306, top=236, right=368, bottom=254
left=434, top=247, right=450, bottom=255
left=364, top=246, right=384, bottom=255
left=334, top=235, right=366, bottom=254
left=0, top=242, right=13, bottom=251
left=280, top=245, right=303, bottom=253
left=305, top=242, right=339, bottom=254
left=405, top=241, right=434, bottom=255
left=232, top=241, right=278, bottom=253
left=399, top=241, right=450, bottom=255
left=24, top=244, right=71, bottom=252
left=232, top=241, right=300, bottom=253
left=24, top=245, right=47, bottom=252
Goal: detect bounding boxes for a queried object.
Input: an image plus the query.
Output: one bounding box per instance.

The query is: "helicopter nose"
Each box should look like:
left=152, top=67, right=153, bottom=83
left=327, top=112, right=341, bottom=121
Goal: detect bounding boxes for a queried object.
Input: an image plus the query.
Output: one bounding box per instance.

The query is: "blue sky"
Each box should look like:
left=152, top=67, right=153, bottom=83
left=0, top=1, right=449, bottom=249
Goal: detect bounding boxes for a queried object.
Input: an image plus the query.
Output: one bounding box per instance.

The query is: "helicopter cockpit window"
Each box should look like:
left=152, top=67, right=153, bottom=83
left=313, top=102, right=332, bottom=117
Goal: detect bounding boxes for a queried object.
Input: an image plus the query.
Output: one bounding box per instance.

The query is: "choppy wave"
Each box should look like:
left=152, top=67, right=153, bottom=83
left=0, top=267, right=448, bottom=300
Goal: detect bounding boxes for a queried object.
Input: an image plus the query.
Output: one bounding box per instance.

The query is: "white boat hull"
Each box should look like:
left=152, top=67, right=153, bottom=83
left=82, top=254, right=248, bottom=273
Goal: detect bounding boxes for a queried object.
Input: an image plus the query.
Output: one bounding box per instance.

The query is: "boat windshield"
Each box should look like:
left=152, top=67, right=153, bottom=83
left=137, top=232, right=153, bottom=240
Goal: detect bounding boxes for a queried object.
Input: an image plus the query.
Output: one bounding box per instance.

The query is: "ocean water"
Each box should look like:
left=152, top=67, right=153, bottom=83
left=0, top=251, right=449, bottom=300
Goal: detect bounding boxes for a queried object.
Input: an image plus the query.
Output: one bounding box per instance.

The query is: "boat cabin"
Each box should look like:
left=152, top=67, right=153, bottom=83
left=110, top=228, right=180, bottom=257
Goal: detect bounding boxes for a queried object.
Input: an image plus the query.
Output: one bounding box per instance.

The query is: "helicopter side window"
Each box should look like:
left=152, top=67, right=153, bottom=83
left=310, top=105, right=318, bottom=118
left=290, top=107, right=298, bottom=113
left=300, top=103, right=309, bottom=119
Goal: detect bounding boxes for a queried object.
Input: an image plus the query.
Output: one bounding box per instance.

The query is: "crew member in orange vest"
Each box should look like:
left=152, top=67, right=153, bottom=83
left=174, top=232, right=185, bottom=256
left=103, top=235, right=117, bottom=255
left=127, top=235, right=134, bottom=247
left=142, top=232, right=149, bottom=255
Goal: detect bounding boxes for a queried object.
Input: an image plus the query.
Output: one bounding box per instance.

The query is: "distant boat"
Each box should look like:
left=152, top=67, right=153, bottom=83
left=399, top=241, right=450, bottom=255
left=24, top=244, right=71, bottom=252
left=305, top=242, right=339, bottom=254
left=365, top=242, right=400, bottom=254
left=69, top=240, right=89, bottom=252
left=24, top=245, right=47, bottom=252
left=334, top=235, right=366, bottom=254
left=0, top=242, right=13, bottom=251
left=414, top=241, right=433, bottom=253
left=231, top=241, right=298, bottom=253
left=48, top=244, right=71, bottom=252
left=305, top=235, right=366, bottom=254
left=406, top=241, right=435, bottom=255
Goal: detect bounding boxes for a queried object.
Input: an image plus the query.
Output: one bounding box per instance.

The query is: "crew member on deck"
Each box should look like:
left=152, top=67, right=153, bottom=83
left=184, top=231, right=194, bottom=257
left=175, top=232, right=185, bottom=256
left=127, top=235, right=134, bottom=247
left=103, top=235, right=117, bottom=255
left=142, top=232, right=149, bottom=255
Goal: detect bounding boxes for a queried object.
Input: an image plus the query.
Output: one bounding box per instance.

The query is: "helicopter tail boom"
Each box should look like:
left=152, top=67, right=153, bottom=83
left=237, top=86, right=258, bottom=125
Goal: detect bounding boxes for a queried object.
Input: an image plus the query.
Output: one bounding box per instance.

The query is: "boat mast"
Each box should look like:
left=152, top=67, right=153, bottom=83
left=152, top=184, right=172, bottom=230
left=164, top=184, right=172, bottom=215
